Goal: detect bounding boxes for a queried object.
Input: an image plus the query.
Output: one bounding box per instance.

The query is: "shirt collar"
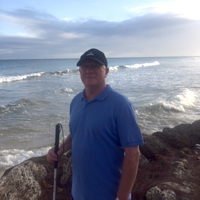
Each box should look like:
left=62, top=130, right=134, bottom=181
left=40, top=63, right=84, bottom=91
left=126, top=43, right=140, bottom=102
left=80, top=84, right=112, bottom=101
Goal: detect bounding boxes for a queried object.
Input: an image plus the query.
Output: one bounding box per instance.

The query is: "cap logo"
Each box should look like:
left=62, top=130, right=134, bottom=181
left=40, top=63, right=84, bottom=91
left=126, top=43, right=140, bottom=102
left=87, top=52, right=94, bottom=56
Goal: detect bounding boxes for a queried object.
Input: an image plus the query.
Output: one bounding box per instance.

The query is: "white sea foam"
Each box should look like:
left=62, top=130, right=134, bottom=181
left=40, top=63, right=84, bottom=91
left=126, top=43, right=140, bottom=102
left=160, top=89, right=197, bottom=112
left=108, top=66, right=119, bottom=71
left=59, top=87, right=73, bottom=94
left=0, top=147, right=50, bottom=169
left=0, top=61, right=160, bottom=84
left=63, top=88, right=73, bottom=93
left=0, top=99, right=34, bottom=115
left=0, top=72, right=45, bottom=83
left=108, top=61, right=159, bottom=71
left=122, top=61, right=160, bottom=69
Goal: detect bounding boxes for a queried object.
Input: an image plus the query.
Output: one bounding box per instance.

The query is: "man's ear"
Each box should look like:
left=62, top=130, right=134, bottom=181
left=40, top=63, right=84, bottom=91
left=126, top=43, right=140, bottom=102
left=105, top=67, right=109, bottom=77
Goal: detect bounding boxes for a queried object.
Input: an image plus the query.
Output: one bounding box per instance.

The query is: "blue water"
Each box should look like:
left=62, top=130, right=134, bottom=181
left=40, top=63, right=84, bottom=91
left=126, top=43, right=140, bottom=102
left=0, top=56, right=200, bottom=170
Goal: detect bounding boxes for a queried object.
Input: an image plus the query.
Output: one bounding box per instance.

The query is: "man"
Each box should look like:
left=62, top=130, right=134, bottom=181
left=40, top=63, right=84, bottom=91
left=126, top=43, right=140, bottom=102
left=47, top=48, right=143, bottom=200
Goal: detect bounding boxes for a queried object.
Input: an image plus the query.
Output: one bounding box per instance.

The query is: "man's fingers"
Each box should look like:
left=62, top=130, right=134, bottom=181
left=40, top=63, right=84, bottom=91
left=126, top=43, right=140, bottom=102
left=47, top=147, right=58, bottom=163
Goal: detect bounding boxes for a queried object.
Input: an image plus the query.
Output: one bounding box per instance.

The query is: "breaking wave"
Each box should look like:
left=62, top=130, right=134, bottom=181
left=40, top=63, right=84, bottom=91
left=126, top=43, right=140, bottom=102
left=139, top=88, right=197, bottom=114
left=0, top=61, right=160, bottom=83
left=120, top=61, right=160, bottom=69
left=0, top=147, right=50, bottom=169
left=160, top=89, right=196, bottom=112
left=0, top=72, right=45, bottom=83
left=0, top=68, right=80, bottom=83
left=109, top=61, right=160, bottom=71
left=48, top=68, right=79, bottom=76
left=0, top=99, right=35, bottom=115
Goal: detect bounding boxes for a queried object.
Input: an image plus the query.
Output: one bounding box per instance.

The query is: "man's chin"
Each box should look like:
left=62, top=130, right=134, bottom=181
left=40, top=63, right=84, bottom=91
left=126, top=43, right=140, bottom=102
left=84, top=81, right=98, bottom=87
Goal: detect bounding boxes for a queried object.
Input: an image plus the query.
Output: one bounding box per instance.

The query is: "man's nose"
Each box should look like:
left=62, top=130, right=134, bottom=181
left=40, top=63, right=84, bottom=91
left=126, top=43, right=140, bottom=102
left=85, top=66, right=94, bottom=72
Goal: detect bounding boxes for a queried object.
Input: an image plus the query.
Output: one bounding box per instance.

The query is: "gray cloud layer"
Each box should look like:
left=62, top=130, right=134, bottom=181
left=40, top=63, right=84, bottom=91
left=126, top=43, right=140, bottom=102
left=0, top=8, right=200, bottom=59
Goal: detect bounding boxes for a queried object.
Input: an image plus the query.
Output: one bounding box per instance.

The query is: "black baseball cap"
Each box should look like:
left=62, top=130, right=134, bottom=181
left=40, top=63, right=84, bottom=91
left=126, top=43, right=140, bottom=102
left=77, top=48, right=108, bottom=67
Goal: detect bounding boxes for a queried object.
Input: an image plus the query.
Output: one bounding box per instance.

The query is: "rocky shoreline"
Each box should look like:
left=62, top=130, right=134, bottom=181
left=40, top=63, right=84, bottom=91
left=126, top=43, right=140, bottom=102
left=135, top=120, right=200, bottom=200
left=0, top=120, right=200, bottom=200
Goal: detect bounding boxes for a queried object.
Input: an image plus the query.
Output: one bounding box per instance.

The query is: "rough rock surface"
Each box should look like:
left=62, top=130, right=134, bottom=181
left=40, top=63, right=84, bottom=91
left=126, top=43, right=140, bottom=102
left=0, top=151, right=72, bottom=200
left=0, top=160, right=47, bottom=200
left=0, top=120, right=200, bottom=200
left=134, top=120, right=200, bottom=200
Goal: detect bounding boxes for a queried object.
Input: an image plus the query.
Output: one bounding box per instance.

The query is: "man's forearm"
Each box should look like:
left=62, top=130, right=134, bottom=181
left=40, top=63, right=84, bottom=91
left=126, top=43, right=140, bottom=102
left=116, top=146, right=140, bottom=200
left=59, top=134, right=72, bottom=153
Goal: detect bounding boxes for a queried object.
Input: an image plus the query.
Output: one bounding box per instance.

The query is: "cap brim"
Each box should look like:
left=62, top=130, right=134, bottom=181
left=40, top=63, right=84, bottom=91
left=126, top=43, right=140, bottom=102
left=77, top=57, right=105, bottom=66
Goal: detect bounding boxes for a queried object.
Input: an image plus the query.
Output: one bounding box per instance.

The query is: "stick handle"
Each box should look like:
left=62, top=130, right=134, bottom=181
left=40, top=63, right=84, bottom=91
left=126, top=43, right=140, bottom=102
left=53, top=124, right=60, bottom=200
left=54, top=124, right=60, bottom=168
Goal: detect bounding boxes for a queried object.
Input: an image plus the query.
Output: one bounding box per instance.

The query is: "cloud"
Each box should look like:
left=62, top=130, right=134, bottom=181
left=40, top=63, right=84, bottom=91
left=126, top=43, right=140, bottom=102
left=128, top=0, right=200, bottom=21
left=0, top=8, right=200, bottom=59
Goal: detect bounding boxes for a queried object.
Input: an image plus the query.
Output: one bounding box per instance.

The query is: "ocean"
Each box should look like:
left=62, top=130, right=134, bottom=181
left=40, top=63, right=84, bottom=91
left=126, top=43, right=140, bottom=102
left=0, top=56, right=200, bottom=171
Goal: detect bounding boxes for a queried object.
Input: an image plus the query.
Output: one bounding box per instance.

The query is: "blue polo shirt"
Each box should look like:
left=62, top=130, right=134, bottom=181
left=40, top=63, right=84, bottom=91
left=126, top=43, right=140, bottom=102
left=69, top=85, right=143, bottom=200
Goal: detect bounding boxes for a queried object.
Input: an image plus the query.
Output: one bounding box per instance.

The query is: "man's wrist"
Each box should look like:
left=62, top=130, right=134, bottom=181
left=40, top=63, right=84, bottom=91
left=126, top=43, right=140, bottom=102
left=116, top=197, right=129, bottom=200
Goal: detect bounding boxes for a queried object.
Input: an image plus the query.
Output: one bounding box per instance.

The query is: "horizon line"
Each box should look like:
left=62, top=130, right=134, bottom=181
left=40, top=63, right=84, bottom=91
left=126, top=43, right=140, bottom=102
left=0, top=55, right=199, bottom=61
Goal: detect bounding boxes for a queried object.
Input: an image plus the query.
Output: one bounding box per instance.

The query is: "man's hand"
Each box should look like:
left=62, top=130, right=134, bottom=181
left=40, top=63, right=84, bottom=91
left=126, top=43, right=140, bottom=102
left=47, top=134, right=72, bottom=163
left=46, top=147, right=63, bottom=163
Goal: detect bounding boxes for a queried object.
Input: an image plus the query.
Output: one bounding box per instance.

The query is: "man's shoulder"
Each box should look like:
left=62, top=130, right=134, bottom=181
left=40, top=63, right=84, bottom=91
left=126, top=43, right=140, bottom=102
left=109, top=87, right=130, bottom=104
left=74, top=91, right=82, bottom=98
left=71, top=91, right=83, bottom=104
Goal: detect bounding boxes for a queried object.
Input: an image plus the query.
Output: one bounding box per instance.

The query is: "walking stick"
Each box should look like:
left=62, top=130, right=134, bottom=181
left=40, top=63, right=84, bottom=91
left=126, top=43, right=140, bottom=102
left=53, top=124, right=61, bottom=200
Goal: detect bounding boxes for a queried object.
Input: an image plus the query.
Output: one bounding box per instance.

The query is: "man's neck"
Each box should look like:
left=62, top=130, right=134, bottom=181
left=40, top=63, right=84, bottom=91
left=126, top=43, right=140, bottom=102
left=85, top=84, right=107, bottom=101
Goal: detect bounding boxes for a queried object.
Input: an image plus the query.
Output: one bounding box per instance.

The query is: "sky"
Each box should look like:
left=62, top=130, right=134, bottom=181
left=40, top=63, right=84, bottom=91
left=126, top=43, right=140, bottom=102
left=0, top=0, right=200, bottom=59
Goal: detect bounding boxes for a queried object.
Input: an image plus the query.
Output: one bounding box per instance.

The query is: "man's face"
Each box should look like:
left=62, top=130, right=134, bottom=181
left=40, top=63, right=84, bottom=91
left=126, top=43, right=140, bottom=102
left=79, top=60, right=109, bottom=88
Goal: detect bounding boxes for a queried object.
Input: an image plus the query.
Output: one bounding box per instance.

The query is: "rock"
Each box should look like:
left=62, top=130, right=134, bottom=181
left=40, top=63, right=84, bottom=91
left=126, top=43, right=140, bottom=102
left=139, top=134, right=170, bottom=160
left=161, top=190, right=176, bottom=200
left=195, top=144, right=200, bottom=149
left=153, top=120, right=200, bottom=149
left=175, top=147, right=195, bottom=158
left=182, top=147, right=194, bottom=155
left=153, top=131, right=190, bottom=149
left=146, top=181, right=197, bottom=200
left=38, top=151, right=72, bottom=200
left=172, top=160, right=192, bottom=179
left=161, top=182, right=195, bottom=195
left=167, top=137, right=189, bottom=149
left=175, top=150, right=186, bottom=158
left=196, top=156, right=200, bottom=160
left=0, top=159, right=47, bottom=200
left=132, top=120, right=200, bottom=200
left=146, top=186, right=176, bottom=200
left=0, top=151, right=72, bottom=200
left=139, top=154, right=149, bottom=166
left=146, top=186, right=162, bottom=200
left=1, top=120, right=200, bottom=200
left=60, top=151, right=72, bottom=185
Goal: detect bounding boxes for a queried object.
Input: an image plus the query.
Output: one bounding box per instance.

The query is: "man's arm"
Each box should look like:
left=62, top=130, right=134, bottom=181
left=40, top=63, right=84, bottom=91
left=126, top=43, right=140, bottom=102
left=47, top=134, right=72, bottom=163
left=59, top=133, right=72, bottom=153
left=116, top=145, right=140, bottom=200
